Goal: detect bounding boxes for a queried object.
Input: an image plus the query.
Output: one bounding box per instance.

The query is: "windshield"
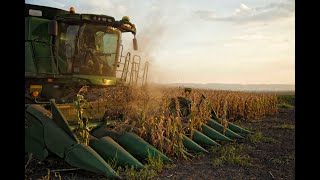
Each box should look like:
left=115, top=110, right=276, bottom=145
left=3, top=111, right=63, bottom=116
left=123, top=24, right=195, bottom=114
left=56, top=22, right=121, bottom=76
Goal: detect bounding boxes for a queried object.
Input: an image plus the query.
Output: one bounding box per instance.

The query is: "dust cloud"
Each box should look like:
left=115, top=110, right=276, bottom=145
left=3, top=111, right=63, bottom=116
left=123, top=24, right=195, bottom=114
left=120, top=0, right=183, bottom=84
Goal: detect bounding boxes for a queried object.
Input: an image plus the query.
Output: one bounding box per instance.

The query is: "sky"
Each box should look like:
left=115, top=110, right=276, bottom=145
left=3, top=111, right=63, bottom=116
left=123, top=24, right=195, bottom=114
left=26, top=0, right=295, bottom=85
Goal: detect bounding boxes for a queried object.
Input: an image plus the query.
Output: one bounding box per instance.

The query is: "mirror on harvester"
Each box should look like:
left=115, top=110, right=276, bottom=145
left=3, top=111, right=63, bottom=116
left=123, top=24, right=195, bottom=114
left=48, top=20, right=58, bottom=36
left=133, top=37, right=138, bottom=50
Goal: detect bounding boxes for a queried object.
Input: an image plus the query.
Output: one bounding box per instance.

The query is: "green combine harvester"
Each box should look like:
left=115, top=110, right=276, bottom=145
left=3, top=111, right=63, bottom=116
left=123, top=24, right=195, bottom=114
left=25, top=4, right=252, bottom=179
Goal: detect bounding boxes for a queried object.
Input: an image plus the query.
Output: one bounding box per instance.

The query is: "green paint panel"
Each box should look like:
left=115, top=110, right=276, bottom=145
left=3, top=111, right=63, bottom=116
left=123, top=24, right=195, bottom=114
left=206, top=119, right=244, bottom=139
left=25, top=104, right=120, bottom=179
left=117, top=133, right=173, bottom=163
left=65, top=143, right=120, bottom=179
left=191, top=130, right=220, bottom=146
left=89, top=136, right=144, bottom=169
left=201, top=124, right=233, bottom=142
left=25, top=104, right=76, bottom=158
left=182, top=134, right=208, bottom=153
left=50, top=99, right=79, bottom=142
left=32, top=41, right=57, bottom=74
left=227, top=122, right=253, bottom=134
left=25, top=113, right=49, bottom=160
left=25, top=42, right=37, bottom=74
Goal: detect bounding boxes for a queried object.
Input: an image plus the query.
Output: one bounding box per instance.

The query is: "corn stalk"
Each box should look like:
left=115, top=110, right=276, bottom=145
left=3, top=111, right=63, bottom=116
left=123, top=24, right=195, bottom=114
left=74, top=86, right=90, bottom=145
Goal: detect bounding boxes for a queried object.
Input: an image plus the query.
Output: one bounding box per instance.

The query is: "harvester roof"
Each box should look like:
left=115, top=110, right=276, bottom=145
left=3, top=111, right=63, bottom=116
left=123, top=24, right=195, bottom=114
left=25, top=3, right=69, bottom=20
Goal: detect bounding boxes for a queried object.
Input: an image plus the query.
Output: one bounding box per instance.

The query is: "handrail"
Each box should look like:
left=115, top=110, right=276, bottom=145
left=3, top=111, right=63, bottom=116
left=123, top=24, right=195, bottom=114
left=115, top=45, right=149, bottom=86
left=120, top=52, right=131, bottom=82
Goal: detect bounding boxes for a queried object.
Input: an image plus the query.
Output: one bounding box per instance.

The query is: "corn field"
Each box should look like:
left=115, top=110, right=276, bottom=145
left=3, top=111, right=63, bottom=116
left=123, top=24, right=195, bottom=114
left=77, top=85, right=278, bottom=158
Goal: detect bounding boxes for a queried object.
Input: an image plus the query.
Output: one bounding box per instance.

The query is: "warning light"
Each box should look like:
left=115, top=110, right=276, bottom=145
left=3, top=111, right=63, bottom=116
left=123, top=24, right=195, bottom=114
left=122, top=16, right=130, bottom=22
left=32, top=91, right=39, bottom=97
left=70, top=7, right=75, bottom=13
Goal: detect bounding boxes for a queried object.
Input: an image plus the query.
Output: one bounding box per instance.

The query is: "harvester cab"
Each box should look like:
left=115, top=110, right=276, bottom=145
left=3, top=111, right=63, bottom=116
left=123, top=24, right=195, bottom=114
left=25, top=4, right=144, bottom=103
left=25, top=4, right=157, bottom=178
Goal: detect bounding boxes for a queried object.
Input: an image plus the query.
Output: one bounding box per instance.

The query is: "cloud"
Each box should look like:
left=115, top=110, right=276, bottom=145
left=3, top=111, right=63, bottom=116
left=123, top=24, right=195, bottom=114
left=26, top=0, right=66, bottom=9
left=118, top=5, right=128, bottom=14
left=233, top=3, right=252, bottom=16
left=26, top=0, right=128, bottom=16
left=194, top=10, right=217, bottom=20
left=194, top=0, right=294, bottom=23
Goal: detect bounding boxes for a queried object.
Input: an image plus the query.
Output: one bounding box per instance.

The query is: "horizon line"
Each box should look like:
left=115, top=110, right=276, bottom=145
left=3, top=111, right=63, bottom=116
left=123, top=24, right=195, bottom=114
left=151, top=82, right=295, bottom=85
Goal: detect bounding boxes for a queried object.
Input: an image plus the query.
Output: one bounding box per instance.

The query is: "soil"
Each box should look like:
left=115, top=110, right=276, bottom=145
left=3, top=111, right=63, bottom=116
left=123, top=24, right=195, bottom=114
left=25, top=107, right=295, bottom=180
left=157, top=108, right=295, bottom=180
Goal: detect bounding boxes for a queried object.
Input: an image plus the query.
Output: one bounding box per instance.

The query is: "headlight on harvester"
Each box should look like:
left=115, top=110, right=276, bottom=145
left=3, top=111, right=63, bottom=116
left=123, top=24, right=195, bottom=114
left=103, top=79, right=116, bottom=85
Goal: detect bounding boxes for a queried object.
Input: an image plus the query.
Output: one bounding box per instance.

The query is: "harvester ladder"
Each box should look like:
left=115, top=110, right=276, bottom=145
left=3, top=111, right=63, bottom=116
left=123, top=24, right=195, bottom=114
left=128, top=56, right=149, bottom=86
left=117, top=45, right=131, bottom=82
left=117, top=45, right=149, bottom=86
left=129, top=55, right=141, bottom=85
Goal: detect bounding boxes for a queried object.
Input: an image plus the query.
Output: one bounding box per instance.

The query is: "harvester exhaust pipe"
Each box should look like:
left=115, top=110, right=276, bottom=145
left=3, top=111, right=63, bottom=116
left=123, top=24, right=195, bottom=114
left=133, top=35, right=138, bottom=50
